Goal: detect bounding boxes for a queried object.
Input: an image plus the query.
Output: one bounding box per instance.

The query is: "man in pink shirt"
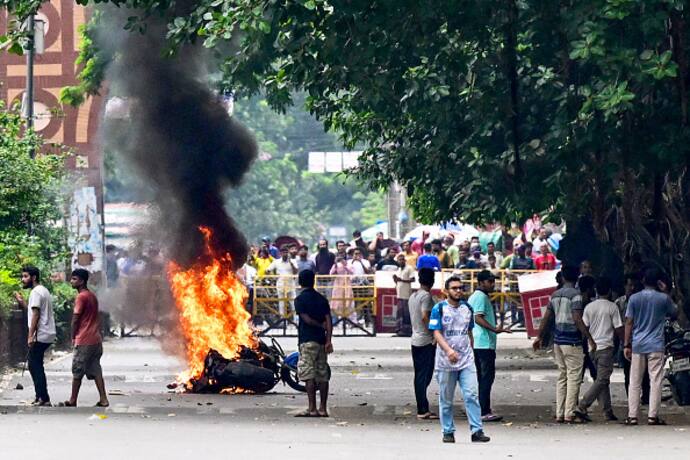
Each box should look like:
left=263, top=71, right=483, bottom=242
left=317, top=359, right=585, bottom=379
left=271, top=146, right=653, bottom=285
left=411, top=231, right=430, bottom=256
left=62, top=269, right=109, bottom=407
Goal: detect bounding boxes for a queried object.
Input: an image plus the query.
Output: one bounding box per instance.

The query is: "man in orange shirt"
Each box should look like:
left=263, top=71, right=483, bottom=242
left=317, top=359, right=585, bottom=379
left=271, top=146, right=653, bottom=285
left=62, top=269, right=109, bottom=407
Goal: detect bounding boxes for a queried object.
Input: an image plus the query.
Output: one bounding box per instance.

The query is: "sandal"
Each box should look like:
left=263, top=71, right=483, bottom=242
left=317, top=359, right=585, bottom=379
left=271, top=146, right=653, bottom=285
left=417, top=412, right=439, bottom=420
left=94, top=402, right=110, bottom=408
left=623, top=417, right=638, bottom=426
left=57, top=401, right=76, bottom=407
left=648, top=417, right=667, bottom=426
left=294, top=410, right=319, bottom=418
left=564, top=417, right=586, bottom=424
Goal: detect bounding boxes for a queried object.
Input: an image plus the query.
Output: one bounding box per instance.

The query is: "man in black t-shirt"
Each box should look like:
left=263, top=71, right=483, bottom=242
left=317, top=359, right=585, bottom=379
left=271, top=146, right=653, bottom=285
left=294, top=270, right=333, bottom=417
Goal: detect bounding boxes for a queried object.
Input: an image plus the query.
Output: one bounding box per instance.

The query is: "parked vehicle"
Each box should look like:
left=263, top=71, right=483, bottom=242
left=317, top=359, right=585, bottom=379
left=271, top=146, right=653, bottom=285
left=665, top=322, right=690, bottom=406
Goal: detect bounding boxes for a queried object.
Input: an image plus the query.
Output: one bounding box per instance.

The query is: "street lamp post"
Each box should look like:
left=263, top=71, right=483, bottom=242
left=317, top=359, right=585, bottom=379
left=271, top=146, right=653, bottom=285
left=25, top=15, right=35, bottom=135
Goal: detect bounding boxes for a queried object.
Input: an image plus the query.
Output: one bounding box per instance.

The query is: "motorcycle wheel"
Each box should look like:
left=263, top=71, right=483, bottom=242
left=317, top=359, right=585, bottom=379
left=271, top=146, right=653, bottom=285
left=281, top=366, right=306, bottom=392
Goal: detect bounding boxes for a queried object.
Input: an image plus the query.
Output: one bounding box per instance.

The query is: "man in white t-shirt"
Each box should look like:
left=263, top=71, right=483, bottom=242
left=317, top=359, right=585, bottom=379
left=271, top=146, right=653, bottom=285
left=574, top=276, right=623, bottom=421
left=267, top=246, right=299, bottom=320
left=237, top=255, right=258, bottom=317
left=14, top=266, right=56, bottom=406
left=393, top=253, right=416, bottom=336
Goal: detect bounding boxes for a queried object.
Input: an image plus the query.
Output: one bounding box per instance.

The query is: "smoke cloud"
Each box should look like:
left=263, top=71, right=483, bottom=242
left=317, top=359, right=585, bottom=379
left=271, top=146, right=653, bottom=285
left=101, top=4, right=257, bottom=270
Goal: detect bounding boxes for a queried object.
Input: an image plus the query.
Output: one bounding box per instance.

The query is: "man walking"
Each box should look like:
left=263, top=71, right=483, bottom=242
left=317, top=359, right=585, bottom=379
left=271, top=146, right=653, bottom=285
left=393, top=252, right=415, bottom=336
left=533, top=265, right=595, bottom=423
left=623, top=268, right=677, bottom=425
left=15, top=266, right=56, bottom=406
left=408, top=268, right=437, bottom=419
left=294, top=270, right=333, bottom=417
left=470, top=270, right=511, bottom=422
left=429, top=276, right=490, bottom=443
left=60, top=269, right=109, bottom=407
left=574, top=277, right=623, bottom=421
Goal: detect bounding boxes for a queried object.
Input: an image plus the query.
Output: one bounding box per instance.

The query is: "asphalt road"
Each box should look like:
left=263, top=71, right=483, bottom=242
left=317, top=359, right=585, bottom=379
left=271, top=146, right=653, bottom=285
left=1, top=336, right=689, bottom=459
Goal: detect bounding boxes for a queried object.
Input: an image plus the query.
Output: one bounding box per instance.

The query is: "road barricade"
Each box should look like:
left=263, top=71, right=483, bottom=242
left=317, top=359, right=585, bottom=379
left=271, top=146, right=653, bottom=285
left=252, top=274, right=376, bottom=337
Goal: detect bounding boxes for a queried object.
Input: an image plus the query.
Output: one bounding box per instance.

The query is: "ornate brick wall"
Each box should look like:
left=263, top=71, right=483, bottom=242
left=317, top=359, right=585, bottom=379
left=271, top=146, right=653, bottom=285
left=0, top=1, right=104, bottom=201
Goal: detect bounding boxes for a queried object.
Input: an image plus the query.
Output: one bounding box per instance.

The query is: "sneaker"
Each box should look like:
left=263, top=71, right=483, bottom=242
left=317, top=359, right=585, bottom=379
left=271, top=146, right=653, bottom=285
left=471, top=431, right=491, bottom=443
left=482, top=413, right=503, bottom=422
left=442, top=433, right=455, bottom=443
left=604, top=412, right=619, bottom=422
left=573, top=409, right=592, bottom=422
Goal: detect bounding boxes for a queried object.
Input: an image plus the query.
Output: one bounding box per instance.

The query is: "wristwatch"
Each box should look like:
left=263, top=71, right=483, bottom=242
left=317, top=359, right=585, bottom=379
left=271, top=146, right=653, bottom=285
left=624, top=344, right=632, bottom=349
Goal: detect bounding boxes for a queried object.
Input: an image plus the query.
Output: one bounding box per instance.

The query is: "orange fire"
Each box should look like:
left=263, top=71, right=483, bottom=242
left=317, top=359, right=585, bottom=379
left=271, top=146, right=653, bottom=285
left=167, top=227, right=256, bottom=383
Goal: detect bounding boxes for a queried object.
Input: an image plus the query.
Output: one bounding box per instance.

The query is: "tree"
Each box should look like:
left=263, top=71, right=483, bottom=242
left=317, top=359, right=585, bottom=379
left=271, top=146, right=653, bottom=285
left=5, top=1, right=690, bottom=313
left=0, top=102, right=72, bottom=315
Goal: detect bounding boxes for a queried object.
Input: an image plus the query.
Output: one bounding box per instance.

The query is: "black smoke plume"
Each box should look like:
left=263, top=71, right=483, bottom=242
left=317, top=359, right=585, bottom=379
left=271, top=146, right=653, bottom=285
left=103, top=6, right=256, bottom=269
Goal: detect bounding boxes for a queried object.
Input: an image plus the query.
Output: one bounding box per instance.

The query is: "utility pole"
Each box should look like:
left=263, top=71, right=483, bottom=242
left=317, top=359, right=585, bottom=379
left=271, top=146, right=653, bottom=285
left=25, top=14, right=35, bottom=158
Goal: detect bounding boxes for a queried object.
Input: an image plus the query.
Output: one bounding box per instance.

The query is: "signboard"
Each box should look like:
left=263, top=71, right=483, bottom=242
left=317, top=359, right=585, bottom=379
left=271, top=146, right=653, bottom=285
left=69, top=187, right=104, bottom=276
left=308, top=151, right=326, bottom=173
left=325, top=152, right=343, bottom=172
left=308, top=151, right=363, bottom=173
left=517, top=270, right=559, bottom=337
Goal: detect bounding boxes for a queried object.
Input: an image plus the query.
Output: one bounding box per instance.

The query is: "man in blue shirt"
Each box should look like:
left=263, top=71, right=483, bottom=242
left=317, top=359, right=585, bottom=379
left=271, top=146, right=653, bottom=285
left=416, top=243, right=441, bottom=271
left=429, top=276, right=490, bottom=444
left=470, top=270, right=511, bottom=422
left=623, top=268, right=677, bottom=425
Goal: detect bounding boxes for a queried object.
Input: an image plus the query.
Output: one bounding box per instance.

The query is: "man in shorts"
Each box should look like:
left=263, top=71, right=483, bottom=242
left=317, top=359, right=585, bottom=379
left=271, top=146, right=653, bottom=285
left=294, top=270, right=333, bottom=417
left=63, top=269, right=109, bottom=407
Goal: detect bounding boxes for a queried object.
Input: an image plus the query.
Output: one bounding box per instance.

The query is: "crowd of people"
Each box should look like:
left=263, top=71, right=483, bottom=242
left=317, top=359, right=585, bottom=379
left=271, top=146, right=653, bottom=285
left=237, top=227, right=562, bottom=326
left=292, top=258, right=680, bottom=444
left=241, top=226, right=561, bottom=279
left=532, top=265, right=678, bottom=426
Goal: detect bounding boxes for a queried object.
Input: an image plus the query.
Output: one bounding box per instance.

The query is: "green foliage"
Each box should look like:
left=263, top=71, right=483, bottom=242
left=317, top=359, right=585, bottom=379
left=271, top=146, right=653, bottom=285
left=50, top=281, right=75, bottom=344
left=0, top=102, right=71, bottom=317
left=60, top=10, right=114, bottom=106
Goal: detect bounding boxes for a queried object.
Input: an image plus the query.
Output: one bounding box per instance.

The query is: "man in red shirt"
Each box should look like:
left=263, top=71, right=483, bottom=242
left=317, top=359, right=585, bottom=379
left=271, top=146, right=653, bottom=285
left=534, top=243, right=557, bottom=270
left=62, top=269, right=109, bottom=407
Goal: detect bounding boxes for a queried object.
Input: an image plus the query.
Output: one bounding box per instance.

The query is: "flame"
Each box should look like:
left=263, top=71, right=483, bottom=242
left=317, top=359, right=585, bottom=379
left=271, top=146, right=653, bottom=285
left=167, top=227, right=256, bottom=383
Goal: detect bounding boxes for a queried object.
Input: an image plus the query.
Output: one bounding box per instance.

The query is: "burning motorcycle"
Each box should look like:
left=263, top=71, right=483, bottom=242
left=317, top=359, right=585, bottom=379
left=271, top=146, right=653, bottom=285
left=189, top=337, right=306, bottom=394
left=664, top=321, right=690, bottom=406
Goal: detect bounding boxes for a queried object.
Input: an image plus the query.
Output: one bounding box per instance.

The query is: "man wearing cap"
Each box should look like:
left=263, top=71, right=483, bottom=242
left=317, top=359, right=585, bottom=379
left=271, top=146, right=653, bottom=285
left=470, top=270, right=511, bottom=422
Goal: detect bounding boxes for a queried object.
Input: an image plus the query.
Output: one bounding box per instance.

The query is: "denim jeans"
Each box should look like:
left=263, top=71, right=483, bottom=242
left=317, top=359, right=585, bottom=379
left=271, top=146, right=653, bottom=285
left=437, top=366, right=483, bottom=435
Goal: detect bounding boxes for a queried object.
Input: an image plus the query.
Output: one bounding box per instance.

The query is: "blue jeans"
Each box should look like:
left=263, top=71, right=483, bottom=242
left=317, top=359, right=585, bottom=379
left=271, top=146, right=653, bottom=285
left=437, top=366, right=483, bottom=435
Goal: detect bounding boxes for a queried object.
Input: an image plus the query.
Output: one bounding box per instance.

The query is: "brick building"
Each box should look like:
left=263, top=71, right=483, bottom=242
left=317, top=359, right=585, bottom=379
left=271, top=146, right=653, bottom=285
left=1, top=1, right=106, bottom=280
